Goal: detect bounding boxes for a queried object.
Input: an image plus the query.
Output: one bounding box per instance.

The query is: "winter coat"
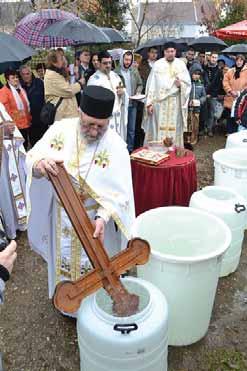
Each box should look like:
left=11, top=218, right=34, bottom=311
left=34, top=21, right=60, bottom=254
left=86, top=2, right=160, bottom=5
left=0, top=85, right=31, bottom=129
left=189, top=80, right=207, bottom=113
left=223, top=65, right=247, bottom=109
left=138, top=59, right=152, bottom=92
left=21, top=77, right=45, bottom=128
left=115, top=51, right=143, bottom=99
left=204, top=64, right=222, bottom=97
left=44, top=68, right=81, bottom=121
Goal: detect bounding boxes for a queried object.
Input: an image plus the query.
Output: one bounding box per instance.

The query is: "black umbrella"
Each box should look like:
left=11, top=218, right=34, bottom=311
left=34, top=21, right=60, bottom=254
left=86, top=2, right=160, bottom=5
left=0, top=59, right=32, bottom=74
left=99, top=27, right=129, bottom=44
left=189, top=36, right=227, bottom=52
left=0, top=32, right=35, bottom=74
left=221, top=44, right=247, bottom=55
left=42, top=18, right=110, bottom=45
left=0, top=32, right=35, bottom=64
left=135, top=37, right=189, bottom=59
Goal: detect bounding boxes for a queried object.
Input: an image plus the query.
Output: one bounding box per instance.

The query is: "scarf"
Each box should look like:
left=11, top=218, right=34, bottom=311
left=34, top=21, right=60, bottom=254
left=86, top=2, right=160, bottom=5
left=47, top=65, right=68, bottom=79
left=234, top=64, right=244, bottom=79
left=208, top=62, right=217, bottom=68
left=9, top=83, right=30, bottom=112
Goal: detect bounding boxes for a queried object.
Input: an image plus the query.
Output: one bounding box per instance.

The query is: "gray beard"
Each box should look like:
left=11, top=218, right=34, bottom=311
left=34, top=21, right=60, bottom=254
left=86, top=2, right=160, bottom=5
left=80, top=124, right=107, bottom=144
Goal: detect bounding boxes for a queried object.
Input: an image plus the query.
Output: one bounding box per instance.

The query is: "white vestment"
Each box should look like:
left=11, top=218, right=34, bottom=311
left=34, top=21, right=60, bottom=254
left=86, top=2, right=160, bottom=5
left=87, top=70, right=129, bottom=141
left=0, top=103, right=27, bottom=239
left=143, top=58, right=191, bottom=146
left=26, top=118, right=135, bottom=300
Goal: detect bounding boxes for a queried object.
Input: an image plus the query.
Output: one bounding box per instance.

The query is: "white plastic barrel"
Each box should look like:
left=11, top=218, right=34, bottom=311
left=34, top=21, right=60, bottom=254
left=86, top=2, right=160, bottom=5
left=190, top=186, right=246, bottom=277
left=132, top=207, right=231, bottom=346
left=77, top=277, right=169, bottom=371
left=213, top=148, right=247, bottom=201
left=226, top=130, right=247, bottom=149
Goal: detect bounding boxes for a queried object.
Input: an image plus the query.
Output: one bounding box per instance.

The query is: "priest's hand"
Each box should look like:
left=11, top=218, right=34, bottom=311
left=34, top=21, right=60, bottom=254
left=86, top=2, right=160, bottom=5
left=147, top=105, right=153, bottom=115
left=93, top=218, right=105, bottom=243
left=35, top=158, right=64, bottom=177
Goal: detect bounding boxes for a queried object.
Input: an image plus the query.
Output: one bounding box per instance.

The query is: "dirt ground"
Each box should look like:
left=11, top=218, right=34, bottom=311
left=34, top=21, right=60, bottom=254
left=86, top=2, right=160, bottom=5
left=1, top=131, right=247, bottom=371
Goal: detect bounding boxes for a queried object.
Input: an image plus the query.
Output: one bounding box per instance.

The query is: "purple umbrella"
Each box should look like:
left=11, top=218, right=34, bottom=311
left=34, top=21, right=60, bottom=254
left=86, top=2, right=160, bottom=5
left=14, top=9, right=77, bottom=48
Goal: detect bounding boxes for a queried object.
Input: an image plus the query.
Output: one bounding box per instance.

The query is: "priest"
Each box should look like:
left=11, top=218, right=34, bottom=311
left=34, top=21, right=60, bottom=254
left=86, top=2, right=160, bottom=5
left=143, top=42, right=191, bottom=146
left=26, top=86, right=135, bottom=307
left=0, top=102, right=27, bottom=239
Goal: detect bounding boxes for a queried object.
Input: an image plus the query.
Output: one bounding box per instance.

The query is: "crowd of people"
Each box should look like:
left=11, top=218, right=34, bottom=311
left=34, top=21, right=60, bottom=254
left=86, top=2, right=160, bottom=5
left=0, top=43, right=247, bottom=154
left=1, top=41, right=247, bottom=307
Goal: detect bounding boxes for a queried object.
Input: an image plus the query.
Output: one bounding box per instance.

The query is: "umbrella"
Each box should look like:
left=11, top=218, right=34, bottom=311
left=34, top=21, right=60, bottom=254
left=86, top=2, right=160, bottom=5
left=136, top=37, right=172, bottom=53
left=217, top=54, right=235, bottom=68
left=214, top=20, right=247, bottom=41
left=221, top=44, right=247, bottom=55
left=14, top=9, right=77, bottom=48
left=135, top=37, right=188, bottom=59
left=99, top=27, right=129, bottom=44
left=189, top=36, right=227, bottom=52
left=108, top=48, right=125, bottom=61
left=42, top=18, right=110, bottom=45
left=0, top=32, right=35, bottom=73
left=0, top=60, right=31, bottom=75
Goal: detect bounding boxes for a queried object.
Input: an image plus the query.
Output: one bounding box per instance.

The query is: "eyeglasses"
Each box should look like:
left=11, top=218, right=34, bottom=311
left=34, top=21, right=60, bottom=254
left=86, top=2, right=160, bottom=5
left=82, top=122, right=107, bottom=131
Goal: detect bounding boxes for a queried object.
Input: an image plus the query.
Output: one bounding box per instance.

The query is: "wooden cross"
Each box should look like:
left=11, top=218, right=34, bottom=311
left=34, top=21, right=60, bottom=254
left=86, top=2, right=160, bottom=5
left=48, top=164, right=150, bottom=316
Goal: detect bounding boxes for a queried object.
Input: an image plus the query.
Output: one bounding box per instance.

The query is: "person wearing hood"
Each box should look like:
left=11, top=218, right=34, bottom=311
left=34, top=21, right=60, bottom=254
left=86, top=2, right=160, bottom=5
left=187, top=64, right=206, bottom=145
left=115, top=50, right=143, bottom=153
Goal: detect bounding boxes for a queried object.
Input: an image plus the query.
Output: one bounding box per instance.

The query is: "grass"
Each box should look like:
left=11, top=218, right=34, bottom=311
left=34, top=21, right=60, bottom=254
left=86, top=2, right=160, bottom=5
left=205, top=349, right=247, bottom=371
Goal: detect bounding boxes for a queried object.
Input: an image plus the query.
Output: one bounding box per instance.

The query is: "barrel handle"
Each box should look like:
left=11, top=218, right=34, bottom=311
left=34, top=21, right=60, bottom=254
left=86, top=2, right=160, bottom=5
left=234, top=203, right=246, bottom=213
left=242, top=139, right=247, bottom=143
left=113, top=323, right=138, bottom=334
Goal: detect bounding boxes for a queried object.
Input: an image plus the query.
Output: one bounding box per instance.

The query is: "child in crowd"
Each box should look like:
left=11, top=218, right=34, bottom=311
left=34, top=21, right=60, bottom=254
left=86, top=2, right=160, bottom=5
left=187, top=64, right=207, bottom=145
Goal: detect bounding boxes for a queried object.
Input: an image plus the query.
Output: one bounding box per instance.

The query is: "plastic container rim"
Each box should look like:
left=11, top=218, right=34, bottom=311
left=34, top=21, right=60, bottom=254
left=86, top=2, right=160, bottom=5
left=213, top=148, right=247, bottom=170
left=132, top=206, right=232, bottom=264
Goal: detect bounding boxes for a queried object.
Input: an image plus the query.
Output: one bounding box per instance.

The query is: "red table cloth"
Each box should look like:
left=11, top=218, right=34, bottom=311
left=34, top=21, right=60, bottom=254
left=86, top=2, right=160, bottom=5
left=131, top=149, right=197, bottom=216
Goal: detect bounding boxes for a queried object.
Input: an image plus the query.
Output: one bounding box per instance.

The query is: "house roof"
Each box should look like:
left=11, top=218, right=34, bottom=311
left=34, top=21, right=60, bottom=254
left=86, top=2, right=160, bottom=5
left=139, top=0, right=216, bottom=26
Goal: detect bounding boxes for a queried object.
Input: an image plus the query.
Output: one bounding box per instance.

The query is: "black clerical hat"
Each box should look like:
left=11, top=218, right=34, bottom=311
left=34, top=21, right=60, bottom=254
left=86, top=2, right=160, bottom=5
left=80, top=85, right=115, bottom=119
left=163, top=41, right=177, bottom=50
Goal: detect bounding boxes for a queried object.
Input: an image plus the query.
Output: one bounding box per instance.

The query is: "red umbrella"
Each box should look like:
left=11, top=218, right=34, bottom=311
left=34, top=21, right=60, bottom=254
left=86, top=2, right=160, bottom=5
left=214, top=20, right=247, bottom=41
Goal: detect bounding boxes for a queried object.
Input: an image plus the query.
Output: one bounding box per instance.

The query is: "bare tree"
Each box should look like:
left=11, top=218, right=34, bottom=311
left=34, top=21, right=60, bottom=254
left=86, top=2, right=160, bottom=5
left=32, top=0, right=99, bottom=18
left=124, top=0, right=177, bottom=47
left=0, top=0, right=31, bottom=33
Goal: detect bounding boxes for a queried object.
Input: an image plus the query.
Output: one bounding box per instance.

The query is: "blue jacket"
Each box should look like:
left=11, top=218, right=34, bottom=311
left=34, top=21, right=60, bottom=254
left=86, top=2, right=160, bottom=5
left=189, top=80, right=206, bottom=113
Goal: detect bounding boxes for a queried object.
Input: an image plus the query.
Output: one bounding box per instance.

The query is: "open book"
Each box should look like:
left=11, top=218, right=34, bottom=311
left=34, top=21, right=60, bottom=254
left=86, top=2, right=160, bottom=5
left=131, top=149, right=170, bottom=166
